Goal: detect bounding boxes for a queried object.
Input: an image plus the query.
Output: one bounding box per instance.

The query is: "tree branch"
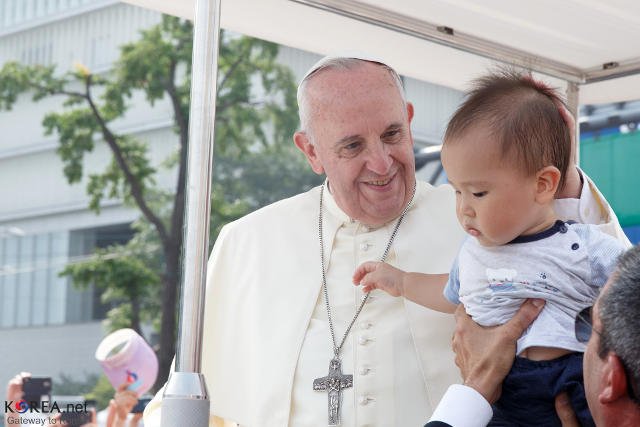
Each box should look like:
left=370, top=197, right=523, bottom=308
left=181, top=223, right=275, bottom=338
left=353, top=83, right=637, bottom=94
left=29, top=80, right=87, bottom=100
left=216, top=99, right=264, bottom=113
left=164, top=59, right=187, bottom=247
left=83, top=75, right=171, bottom=246
left=217, top=43, right=251, bottom=94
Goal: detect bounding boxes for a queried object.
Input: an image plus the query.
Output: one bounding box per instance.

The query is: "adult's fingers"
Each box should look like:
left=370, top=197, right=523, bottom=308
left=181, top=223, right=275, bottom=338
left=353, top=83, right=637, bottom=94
left=105, top=399, right=117, bottom=427
left=451, top=305, right=477, bottom=378
left=452, top=304, right=477, bottom=350
left=502, top=299, right=545, bottom=340
left=452, top=305, right=471, bottom=348
left=555, top=392, right=580, bottom=427
left=6, top=372, right=32, bottom=401
left=556, top=102, right=575, bottom=133
left=453, top=302, right=473, bottom=323
left=554, top=100, right=577, bottom=163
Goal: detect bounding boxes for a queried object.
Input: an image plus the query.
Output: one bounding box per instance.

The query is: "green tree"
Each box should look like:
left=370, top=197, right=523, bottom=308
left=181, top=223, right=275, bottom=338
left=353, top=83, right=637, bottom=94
left=53, top=373, right=100, bottom=397
left=61, top=220, right=161, bottom=335
left=84, top=375, right=118, bottom=411
left=0, top=16, right=319, bottom=389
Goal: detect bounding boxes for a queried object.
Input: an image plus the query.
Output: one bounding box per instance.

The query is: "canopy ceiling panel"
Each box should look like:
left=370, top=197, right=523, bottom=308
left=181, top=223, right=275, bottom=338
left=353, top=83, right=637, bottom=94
left=121, top=0, right=640, bottom=105
left=364, top=0, right=640, bottom=70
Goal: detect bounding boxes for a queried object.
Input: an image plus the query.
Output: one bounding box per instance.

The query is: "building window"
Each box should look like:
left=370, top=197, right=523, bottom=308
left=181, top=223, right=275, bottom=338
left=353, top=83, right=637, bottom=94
left=0, top=223, right=134, bottom=329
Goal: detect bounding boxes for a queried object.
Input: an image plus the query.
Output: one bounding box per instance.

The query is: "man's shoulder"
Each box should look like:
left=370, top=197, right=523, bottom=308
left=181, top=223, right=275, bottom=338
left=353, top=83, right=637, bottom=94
left=412, top=180, right=457, bottom=221
left=396, top=180, right=463, bottom=259
left=415, top=180, right=455, bottom=208
left=225, top=186, right=320, bottom=231
left=567, top=221, right=625, bottom=247
left=416, top=180, right=454, bottom=196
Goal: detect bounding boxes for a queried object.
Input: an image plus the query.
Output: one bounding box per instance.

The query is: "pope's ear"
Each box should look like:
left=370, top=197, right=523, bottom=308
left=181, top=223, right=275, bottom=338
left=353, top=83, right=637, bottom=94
left=294, top=131, right=324, bottom=175
left=406, top=102, right=414, bottom=123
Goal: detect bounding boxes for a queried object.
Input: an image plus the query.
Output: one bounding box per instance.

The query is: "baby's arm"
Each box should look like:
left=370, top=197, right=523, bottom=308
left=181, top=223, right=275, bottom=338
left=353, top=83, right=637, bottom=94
left=353, top=261, right=456, bottom=313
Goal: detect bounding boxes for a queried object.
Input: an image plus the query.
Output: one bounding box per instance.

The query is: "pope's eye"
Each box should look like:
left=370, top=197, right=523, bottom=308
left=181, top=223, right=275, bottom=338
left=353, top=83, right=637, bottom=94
left=338, top=141, right=364, bottom=158
left=383, top=129, right=399, bottom=138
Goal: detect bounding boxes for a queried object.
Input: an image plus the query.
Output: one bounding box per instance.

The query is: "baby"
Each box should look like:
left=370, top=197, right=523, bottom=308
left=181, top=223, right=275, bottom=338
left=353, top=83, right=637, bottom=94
left=353, top=71, right=626, bottom=426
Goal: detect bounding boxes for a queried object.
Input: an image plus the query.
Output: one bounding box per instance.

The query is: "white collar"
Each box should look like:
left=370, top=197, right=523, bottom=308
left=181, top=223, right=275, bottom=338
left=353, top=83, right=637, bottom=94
left=322, top=180, right=352, bottom=225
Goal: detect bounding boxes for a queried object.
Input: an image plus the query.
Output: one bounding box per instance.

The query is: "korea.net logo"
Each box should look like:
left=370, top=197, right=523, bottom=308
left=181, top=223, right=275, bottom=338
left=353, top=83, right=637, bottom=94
left=5, top=399, right=89, bottom=414
left=12, top=399, right=29, bottom=413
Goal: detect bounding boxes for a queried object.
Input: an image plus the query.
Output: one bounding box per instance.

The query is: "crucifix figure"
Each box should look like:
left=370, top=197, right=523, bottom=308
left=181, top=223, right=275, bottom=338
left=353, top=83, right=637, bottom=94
left=313, top=358, right=353, bottom=426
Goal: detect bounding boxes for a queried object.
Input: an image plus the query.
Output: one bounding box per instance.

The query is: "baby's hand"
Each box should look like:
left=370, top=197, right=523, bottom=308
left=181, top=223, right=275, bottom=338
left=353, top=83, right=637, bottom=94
left=353, top=261, right=405, bottom=297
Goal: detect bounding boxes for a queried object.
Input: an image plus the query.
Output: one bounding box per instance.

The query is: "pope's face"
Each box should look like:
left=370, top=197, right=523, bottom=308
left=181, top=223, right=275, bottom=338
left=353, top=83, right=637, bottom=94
left=295, top=63, right=416, bottom=226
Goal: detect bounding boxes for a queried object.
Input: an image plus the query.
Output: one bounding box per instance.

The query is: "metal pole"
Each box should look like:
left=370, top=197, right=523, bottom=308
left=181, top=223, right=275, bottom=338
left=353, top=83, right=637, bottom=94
left=566, top=81, right=580, bottom=165
left=161, top=0, right=221, bottom=424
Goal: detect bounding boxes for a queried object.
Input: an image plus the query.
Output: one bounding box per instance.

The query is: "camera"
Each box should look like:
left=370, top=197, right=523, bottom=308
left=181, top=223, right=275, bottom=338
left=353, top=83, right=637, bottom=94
left=22, top=377, right=52, bottom=404
left=131, top=396, right=152, bottom=413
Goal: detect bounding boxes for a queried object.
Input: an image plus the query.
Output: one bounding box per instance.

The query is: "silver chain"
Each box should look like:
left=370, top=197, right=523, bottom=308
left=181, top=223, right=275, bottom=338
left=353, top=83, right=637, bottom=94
left=318, top=182, right=416, bottom=357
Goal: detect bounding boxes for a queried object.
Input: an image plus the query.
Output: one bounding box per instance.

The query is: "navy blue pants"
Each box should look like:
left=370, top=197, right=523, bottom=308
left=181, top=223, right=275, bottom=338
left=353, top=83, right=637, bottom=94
left=489, top=353, right=594, bottom=427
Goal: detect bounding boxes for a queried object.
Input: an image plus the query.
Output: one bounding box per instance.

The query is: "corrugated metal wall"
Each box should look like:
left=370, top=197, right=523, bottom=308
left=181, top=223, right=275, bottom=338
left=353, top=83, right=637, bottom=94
left=581, top=131, right=640, bottom=239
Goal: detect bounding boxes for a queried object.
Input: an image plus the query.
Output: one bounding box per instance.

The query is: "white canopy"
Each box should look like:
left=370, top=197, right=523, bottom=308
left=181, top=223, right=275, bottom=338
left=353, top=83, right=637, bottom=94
left=122, top=0, right=640, bottom=105
left=133, top=2, right=639, bottom=416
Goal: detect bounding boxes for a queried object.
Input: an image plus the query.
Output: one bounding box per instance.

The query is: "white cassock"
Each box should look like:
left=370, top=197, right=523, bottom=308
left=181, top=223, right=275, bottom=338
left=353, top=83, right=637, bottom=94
left=147, top=180, right=464, bottom=427
left=145, top=171, right=626, bottom=427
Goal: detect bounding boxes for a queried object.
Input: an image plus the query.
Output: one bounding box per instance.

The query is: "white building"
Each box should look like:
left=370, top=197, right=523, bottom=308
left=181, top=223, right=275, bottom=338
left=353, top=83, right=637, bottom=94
left=0, top=0, right=463, bottom=402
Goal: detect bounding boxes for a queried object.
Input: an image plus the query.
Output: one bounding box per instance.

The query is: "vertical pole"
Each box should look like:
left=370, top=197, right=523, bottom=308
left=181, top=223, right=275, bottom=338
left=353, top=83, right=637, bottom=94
left=161, top=0, right=221, bottom=425
left=566, top=81, right=580, bottom=165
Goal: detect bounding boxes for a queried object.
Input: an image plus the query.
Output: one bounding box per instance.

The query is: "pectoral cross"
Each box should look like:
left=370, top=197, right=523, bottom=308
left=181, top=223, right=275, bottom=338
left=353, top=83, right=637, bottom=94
left=313, top=358, right=353, bottom=426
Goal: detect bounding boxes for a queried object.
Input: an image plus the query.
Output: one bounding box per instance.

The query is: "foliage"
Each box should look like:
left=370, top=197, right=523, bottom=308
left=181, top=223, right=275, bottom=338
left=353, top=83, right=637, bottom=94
left=84, top=374, right=118, bottom=411
left=0, top=15, right=318, bottom=389
left=61, top=220, right=162, bottom=336
left=53, top=372, right=100, bottom=397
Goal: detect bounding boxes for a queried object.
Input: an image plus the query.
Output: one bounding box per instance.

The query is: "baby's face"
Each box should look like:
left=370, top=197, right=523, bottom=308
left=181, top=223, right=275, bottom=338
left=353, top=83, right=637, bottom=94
left=441, top=125, right=552, bottom=246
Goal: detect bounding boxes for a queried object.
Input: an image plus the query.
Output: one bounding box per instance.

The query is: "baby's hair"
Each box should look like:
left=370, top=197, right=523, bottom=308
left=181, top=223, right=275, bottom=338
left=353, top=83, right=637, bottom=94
left=444, top=68, right=571, bottom=191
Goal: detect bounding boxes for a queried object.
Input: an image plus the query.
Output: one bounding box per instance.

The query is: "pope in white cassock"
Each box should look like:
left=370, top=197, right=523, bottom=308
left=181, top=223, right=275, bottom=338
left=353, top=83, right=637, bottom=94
left=144, top=54, right=627, bottom=427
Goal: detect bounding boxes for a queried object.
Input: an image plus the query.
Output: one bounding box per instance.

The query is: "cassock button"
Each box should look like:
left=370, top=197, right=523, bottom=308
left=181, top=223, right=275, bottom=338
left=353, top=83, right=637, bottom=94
left=358, top=336, right=371, bottom=345
left=359, top=366, right=371, bottom=375
left=360, top=242, right=370, bottom=251
left=361, top=321, right=373, bottom=330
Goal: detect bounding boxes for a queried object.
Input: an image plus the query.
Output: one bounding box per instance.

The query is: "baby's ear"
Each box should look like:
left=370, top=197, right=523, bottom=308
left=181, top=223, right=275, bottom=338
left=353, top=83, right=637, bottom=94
left=535, top=166, right=561, bottom=203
